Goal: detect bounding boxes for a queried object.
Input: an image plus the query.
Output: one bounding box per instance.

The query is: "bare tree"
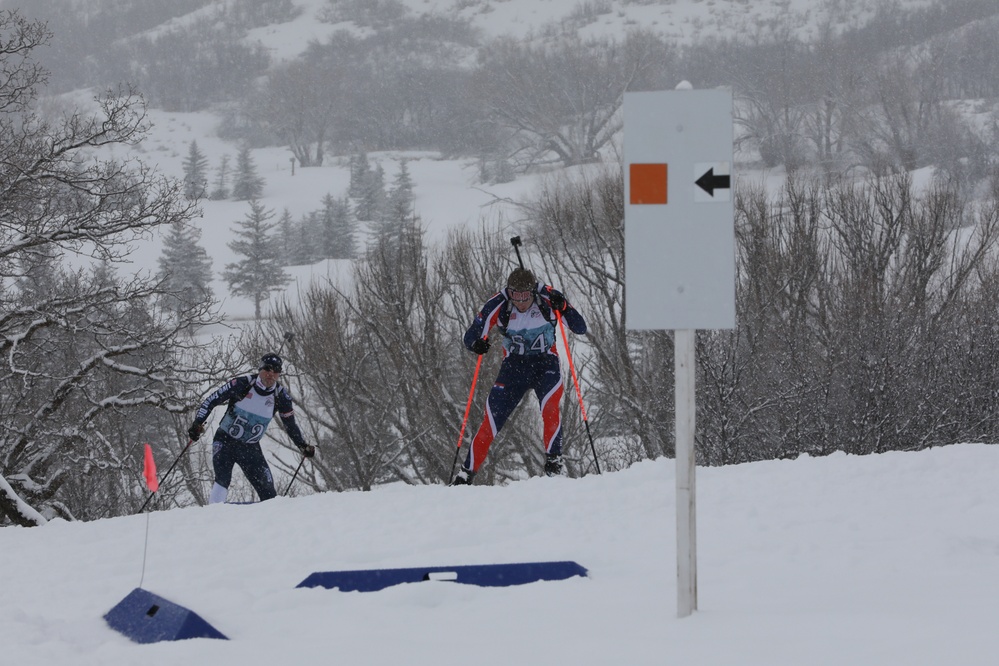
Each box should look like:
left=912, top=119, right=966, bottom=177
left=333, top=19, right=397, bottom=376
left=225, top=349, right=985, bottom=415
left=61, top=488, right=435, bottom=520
left=265, top=222, right=501, bottom=490
left=851, top=49, right=970, bottom=174
left=254, top=58, right=338, bottom=167
left=475, top=31, right=674, bottom=169
left=0, top=10, right=219, bottom=526
left=731, top=28, right=812, bottom=171
left=703, top=173, right=999, bottom=464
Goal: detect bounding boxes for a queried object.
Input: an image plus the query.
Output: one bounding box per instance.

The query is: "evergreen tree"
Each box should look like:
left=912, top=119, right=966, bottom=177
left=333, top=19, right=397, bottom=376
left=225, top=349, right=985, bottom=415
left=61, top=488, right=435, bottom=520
left=223, top=200, right=290, bottom=319
left=157, top=220, right=214, bottom=321
left=231, top=145, right=265, bottom=201
left=367, top=161, right=415, bottom=251
left=386, top=159, right=414, bottom=222
left=318, top=193, right=357, bottom=260
left=277, top=207, right=294, bottom=264
left=209, top=154, right=231, bottom=200
left=348, top=152, right=371, bottom=199
left=290, top=211, right=321, bottom=265
left=355, top=162, right=386, bottom=223
left=181, top=140, right=209, bottom=200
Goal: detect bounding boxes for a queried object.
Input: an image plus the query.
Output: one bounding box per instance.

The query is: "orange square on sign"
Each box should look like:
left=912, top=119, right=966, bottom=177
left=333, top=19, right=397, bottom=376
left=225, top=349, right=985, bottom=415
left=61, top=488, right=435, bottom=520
left=630, top=163, right=668, bottom=204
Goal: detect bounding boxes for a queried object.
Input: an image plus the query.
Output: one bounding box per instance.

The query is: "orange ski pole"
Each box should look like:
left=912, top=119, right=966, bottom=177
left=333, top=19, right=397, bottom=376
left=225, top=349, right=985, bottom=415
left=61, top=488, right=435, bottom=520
left=450, top=352, right=483, bottom=482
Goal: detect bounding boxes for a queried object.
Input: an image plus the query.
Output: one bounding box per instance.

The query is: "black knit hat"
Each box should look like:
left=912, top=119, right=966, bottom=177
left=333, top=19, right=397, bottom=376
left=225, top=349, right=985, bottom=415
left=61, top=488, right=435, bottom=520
left=260, top=353, right=283, bottom=373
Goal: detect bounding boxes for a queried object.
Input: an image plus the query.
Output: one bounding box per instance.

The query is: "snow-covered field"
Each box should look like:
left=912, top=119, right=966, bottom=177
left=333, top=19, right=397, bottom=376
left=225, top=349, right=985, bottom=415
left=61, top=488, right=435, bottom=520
left=4, top=443, right=999, bottom=665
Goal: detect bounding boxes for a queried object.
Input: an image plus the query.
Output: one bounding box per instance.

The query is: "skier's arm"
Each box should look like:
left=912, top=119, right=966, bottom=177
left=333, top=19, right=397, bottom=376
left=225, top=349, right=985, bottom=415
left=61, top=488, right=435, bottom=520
left=192, top=377, right=245, bottom=427
left=275, top=388, right=309, bottom=451
left=463, top=293, right=506, bottom=351
left=561, top=304, right=586, bottom=335
left=543, top=287, right=586, bottom=335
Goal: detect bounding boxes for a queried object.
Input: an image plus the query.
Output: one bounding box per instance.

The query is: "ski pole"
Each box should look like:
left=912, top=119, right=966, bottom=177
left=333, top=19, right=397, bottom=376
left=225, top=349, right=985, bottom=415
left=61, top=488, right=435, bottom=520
left=556, top=311, right=601, bottom=474
left=450, top=352, right=484, bottom=482
left=139, top=439, right=194, bottom=513
left=283, top=455, right=306, bottom=496
left=277, top=331, right=294, bottom=354
left=510, top=236, right=525, bottom=269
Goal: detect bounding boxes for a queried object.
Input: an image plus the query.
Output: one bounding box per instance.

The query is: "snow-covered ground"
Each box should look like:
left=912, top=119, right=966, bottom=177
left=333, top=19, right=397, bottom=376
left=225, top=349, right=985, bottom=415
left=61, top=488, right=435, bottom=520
left=4, top=443, right=999, bottom=665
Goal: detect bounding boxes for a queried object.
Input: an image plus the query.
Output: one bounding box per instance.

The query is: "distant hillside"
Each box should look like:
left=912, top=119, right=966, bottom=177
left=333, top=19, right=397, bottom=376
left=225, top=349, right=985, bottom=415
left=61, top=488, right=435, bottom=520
left=7, top=0, right=999, bottom=177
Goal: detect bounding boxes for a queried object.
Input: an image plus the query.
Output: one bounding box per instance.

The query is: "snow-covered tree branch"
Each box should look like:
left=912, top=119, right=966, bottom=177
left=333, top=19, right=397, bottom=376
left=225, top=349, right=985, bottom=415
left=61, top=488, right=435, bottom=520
left=0, top=10, right=220, bottom=526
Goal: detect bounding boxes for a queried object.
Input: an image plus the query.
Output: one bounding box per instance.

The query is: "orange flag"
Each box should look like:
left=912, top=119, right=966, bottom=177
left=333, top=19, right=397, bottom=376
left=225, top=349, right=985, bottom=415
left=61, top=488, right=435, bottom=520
left=143, top=443, right=159, bottom=492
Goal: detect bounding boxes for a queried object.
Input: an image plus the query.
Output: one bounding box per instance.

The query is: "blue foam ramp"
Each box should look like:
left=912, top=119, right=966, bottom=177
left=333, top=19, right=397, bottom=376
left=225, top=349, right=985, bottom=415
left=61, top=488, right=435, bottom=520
left=297, top=561, right=587, bottom=592
left=104, top=588, right=228, bottom=644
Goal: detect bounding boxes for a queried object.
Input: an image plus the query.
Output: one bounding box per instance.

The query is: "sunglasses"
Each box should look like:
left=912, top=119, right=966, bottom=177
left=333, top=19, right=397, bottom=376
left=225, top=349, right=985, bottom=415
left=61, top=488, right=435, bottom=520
left=261, top=365, right=282, bottom=373
left=509, top=289, right=533, bottom=302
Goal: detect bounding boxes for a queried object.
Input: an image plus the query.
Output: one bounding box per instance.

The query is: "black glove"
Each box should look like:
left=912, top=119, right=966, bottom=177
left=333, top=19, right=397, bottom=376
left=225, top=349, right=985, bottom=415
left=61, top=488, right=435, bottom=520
left=470, top=338, right=490, bottom=355
left=188, top=422, right=205, bottom=441
left=549, top=291, right=567, bottom=312
left=299, top=444, right=316, bottom=458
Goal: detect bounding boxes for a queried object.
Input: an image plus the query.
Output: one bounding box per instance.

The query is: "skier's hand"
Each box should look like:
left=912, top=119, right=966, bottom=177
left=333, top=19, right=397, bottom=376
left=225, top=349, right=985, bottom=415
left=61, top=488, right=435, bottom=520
left=549, top=291, right=567, bottom=312
left=299, top=444, right=316, bottom=458
left=188, top=422, right=205, bottom=441
left=470, top=338, right=490, bottom=355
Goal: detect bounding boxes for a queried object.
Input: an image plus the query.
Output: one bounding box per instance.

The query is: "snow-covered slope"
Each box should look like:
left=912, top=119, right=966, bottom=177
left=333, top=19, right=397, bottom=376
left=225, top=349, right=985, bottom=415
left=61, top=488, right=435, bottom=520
left=3, top=443, right=999, bottom=665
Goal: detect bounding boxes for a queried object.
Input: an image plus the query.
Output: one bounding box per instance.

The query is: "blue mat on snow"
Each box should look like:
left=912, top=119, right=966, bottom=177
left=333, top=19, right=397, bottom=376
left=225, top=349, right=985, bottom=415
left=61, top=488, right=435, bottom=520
left=104, top=587, right=228, bottom=644
left=296, top=560, right=588, bottom=592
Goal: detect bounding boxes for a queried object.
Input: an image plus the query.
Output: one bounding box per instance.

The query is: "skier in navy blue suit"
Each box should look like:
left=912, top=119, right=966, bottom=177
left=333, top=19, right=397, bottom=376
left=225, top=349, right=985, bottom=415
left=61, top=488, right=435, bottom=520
left=453, top=268, right=586, bottom=485
left=188, top=353, right=314, bottom=503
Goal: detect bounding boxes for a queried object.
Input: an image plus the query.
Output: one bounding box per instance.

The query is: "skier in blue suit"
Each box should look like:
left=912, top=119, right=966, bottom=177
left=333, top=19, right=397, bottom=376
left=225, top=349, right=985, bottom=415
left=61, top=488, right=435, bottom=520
left=188, top=353, right=314, bottom=503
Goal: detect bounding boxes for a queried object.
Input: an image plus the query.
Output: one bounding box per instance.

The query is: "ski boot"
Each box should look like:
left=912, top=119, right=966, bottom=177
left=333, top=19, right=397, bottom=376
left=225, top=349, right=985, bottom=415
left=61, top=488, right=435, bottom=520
left=544, top=454, right=565, bottom=477
left=450, top=467, right=476, bottom=486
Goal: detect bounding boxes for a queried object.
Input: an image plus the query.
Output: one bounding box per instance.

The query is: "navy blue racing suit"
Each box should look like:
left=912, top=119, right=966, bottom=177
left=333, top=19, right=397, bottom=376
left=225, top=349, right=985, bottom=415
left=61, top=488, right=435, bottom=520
left=193, top=374, right=307, bottom=503
left=462, top=284, right=586, bottom=472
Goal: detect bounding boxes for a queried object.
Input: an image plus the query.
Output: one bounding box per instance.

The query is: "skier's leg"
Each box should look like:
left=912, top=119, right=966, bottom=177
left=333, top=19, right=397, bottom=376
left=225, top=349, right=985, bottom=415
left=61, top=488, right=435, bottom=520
left=210, top=439, right=235, bottom=504
left=209, top=483, right=228, bottom=504
left=466, top=362, right=529, bottom=472
left=236, top=444, right=277, bottom=501
left=535, top=358, right=566, bottom=457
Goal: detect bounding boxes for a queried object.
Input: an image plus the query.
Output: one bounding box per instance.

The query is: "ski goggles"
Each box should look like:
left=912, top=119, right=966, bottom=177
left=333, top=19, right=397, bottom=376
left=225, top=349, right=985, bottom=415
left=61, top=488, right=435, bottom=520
left=508, top=289, right=533, bottom=303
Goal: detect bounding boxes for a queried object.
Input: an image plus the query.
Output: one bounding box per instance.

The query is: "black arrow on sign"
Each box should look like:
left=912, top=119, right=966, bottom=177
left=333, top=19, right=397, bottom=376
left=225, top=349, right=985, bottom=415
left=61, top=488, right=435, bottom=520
left=695, top=168, right=731, bottom=196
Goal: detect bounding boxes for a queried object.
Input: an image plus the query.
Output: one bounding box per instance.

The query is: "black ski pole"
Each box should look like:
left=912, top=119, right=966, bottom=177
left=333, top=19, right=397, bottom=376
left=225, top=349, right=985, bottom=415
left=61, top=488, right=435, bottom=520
left=277, top=331, right=294, bottom=354
left=510, top=236, right=525, bottom=269
left=139, top=439, right=194, bottom=513
left=283, top=455, right=306, bottom=496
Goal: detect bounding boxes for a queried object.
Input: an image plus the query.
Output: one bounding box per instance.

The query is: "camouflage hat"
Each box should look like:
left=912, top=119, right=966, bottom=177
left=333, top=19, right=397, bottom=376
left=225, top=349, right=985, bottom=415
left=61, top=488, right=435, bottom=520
left=507, top=268, right=536, bottom=292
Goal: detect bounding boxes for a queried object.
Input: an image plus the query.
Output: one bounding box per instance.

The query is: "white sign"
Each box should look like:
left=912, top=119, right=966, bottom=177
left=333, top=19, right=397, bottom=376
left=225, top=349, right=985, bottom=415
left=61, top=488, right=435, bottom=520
left=624, top=89, right=735, bottom=331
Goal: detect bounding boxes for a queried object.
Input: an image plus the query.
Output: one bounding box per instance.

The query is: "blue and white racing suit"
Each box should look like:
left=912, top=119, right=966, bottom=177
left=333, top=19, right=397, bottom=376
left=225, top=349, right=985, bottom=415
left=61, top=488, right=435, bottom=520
left=193, top=374, right=307, bottom=503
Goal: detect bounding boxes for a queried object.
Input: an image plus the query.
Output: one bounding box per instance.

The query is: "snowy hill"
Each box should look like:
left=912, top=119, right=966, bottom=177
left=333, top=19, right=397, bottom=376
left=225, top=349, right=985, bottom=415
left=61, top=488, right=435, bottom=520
left=89, top=0, right=991, bottom=319
left=159, top=0, right=945, bottom=56
left=4, top=443, right=999, bottom=665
